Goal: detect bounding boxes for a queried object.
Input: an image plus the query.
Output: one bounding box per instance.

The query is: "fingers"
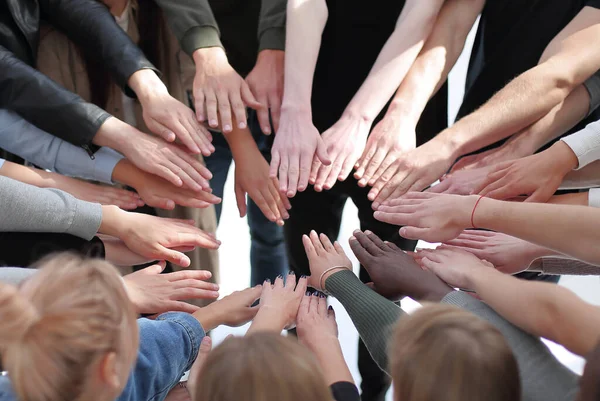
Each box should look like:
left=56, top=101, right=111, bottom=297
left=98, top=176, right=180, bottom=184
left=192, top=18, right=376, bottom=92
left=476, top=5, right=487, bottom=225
left=216, top=90, right=233, bottom=133
left=256, top=100, right=272, bottom=135
left=231, top=92, right=249, bottom=130
left=156, top=245, right=191, bottom=267
left=367, top=163, right=398, bottom=201
left=299, top=293, right=311, bottom=317
left=338, top=154, right=356, bottom=183
left=273, top=273, right=285, bottom=288
left=164, top=301, right=200, bottom=314
left=295, top=274, right=308, bottom=295
left=287, top=153, right=300, bottom=198
left=348, top=235, right=373, bottom=265
left=302, top=234, right=317, bottom=259
left=194, top=88, right=206, bottom=122
left=270, top=150, right=280, bottom=179
left=270, top=98, right=282, bottom=134
left=235, top=183, right=248, bottom=218
left=319, top=233, right=335, bottom=253
left=313, top=162, right=331, bottom=192
left=399, top=226, right=433, bottom=241
left=368, top=155, right=396, bottom=186
left=333, top=241, right=345, bottom=256
left=241, top=81, right=264, bottom=112
left=323, top=157, right=343, bottom=190
left=205, top=90, right=219, bottom=129
left=309, top=157, right=322, bottom=186
left=317, top=293, right=327, bottom=316
left=195, top=336, right=213, bottom=370
left=268, top=180, right=290, bottom=224
left=172, top=287, right=220, bottom=300
left=426, top=178, right=451, bottom=194
left=138, top=260, right=167, bottom=275
left=354, top=144, right=377, bottom=180
left=316, top=135, right=332, bottom=166
left=173, top=116, right=202, bottom=155
left=360, top=148, right=387, bottom=186
left=308, top=291, right=319, bottom=313
left=351, top=230, right=383, bottom=256
left=298, top=152, right=312, bottom=193
left=309, top=230, right=326, bottom=255
left=278, top=154, right=290, bottom=195
left=149, top=119, right=177, bottom=143
left=167, top=268, right=214, bottom=282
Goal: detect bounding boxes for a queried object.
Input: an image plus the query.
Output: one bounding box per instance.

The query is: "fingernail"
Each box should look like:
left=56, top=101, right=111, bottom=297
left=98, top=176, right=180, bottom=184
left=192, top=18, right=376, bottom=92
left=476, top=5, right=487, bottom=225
left=263, top=127, right=271, bottom=134
left=224, top=125, right=232, bottom=132
left=239, top=122, right=247, bottom=129
left=209, top=119, right=218, bottom=126
left=265, top=278, right=271, bottom=284
left=277, top=274, right=283, bottom=279
left=301, top=275, right=307, bottom=278
left=328, top=305, right=333, bottom=310
left=288, top=270, right=295, bottom=275
left=305, top=291, right=311, bottom=296
left=365, top=230, right=373, bottom=235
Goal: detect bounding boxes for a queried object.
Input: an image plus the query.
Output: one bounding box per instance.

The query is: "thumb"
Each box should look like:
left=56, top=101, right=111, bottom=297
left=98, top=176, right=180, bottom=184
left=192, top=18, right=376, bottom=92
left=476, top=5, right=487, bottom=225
left=399, top=226, right=432, bottom=241
left=241, top=81, right=264, bottom=110
left=142, top=261, right=167, bottom=275
left=316, top=135, right=332, bottom=166
left=235, top=183, right=248, bottom=218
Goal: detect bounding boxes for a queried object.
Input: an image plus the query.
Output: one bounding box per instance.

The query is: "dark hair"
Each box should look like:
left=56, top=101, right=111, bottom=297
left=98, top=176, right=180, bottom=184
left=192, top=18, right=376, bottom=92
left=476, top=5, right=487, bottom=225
left=80, top=0, right=163, bottom=108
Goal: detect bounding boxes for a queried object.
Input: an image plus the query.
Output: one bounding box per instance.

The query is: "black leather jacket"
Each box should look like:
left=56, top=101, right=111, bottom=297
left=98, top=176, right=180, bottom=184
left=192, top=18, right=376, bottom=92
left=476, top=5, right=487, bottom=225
left=0, top=0, right=156, bottom=147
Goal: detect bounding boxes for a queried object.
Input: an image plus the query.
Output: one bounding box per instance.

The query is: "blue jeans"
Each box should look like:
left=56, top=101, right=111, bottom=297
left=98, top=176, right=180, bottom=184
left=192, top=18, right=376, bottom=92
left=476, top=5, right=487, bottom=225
left=203, top=111, right=288, bottom=286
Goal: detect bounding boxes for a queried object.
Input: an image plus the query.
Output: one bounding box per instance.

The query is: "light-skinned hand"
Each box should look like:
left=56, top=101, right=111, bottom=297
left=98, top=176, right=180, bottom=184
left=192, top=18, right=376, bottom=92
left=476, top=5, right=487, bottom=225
left=123, top=261, right=219, bottom=314
left=245, top=50, right=285, bottom=134
left=374, top=192, right=478, bottom=242
left=475, top=141, right=578, bottom=202
left=415, top=247, right=495, bottom=290
left=100, top=205, right=220, bottom=267
left=270, top=110, right=331, bottom=197
left=354, top=115, right=416, bottom=188
left=193, top=285, right=263, bottom=330
left=442, top=230, right=552, bottom=274
left=450, top=132, right=530, bottom=172
left=370, top=139, right=456, bottom=209
left=129, top=69, right=214, bottom=155
left=296, top=294, right=338, bottom=349
left=234, top=148, right=291, bottom=226
left=302, top=230, right=352, bottom=290
left=310, top=115, right=370, bottom=192
left=426, top=165, right=494, bottom=196
left=192, top=47, right=263, bottom=133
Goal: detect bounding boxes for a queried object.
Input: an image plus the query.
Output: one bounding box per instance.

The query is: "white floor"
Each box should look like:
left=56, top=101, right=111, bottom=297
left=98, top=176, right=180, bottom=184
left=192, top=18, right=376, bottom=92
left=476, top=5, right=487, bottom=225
left=210, top=18, right=600, bottom=395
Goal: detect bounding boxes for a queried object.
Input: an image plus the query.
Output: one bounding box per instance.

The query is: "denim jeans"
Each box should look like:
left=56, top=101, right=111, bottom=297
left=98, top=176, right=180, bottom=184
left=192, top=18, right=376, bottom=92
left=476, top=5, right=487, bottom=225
left=203, top=111, right=288, bottom=286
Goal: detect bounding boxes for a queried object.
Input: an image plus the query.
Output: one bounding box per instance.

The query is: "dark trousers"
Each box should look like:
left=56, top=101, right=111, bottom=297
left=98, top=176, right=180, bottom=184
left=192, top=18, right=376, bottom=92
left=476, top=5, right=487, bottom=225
left=203, top=111, right=288, bottom=286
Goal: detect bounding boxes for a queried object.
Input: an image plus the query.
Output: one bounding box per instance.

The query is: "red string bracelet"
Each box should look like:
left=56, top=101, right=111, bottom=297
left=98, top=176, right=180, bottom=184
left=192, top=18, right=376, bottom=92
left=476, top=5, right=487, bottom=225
left=470, top=195, right=485, bottom=228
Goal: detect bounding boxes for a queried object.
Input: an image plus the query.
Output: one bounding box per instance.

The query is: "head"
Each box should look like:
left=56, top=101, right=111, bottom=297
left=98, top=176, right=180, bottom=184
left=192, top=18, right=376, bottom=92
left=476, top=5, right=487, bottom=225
left=390, top=304, right=521, bottom=401
left=190, top=333, right=334, bottom=401
left=0, top=254, right=138, bottom=401
left=576, top=340, right=600, bottom=401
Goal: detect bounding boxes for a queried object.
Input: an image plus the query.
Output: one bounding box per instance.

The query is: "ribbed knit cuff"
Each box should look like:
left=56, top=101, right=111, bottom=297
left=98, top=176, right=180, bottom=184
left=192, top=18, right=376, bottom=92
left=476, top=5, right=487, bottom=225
left=259, top=27, right=286, bottom=51
left=561, top=121, right=600, bottom=170
left=540, top=257, right=600, bottom=276
left=181, top=26, right=223, bottom=57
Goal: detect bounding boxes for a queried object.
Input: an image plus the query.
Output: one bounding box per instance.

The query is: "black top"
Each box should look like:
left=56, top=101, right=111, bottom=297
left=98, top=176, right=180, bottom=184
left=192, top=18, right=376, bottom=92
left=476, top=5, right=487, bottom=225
left=330, top=381, right=361, bottom=401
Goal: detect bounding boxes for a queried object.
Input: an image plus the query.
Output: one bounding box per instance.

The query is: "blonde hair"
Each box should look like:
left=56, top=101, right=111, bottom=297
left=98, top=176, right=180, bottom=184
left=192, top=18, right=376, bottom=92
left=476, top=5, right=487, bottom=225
left=390, top=304, right=521, bottom=401
left=0, top=253, right=138, bottom=401
left=192, top=333, right=334, bottom=401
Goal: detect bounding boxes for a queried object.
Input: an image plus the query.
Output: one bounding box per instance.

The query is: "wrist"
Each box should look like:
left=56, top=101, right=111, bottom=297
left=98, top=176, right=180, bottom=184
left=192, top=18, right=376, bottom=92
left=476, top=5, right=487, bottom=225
left=112, top=159, right=143, bottom=188
left=93, top=117, right=133, bottom=153
left=386, top=100, right=420, bottom=128
left=255, top=49, right=284, bottom=65
left=128, top=69, right=168, bottom=104
left=550, top=141, right=579, bottom=172
left=280, top=103, right=312, bottom=118
left=98, top=205, right=127, bottom=238
left=304, top=335, right=341, bottom=354
left=251, top=306, right=289, bottom=332
left=192, top=46, right=228, bottom=65
left=340, top=108, right=375, bottom=126
left=192, top=304, right=221, bottom=332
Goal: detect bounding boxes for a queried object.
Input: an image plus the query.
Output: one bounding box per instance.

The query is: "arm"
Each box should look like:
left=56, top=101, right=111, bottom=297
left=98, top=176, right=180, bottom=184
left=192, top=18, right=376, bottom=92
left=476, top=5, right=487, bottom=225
left=0, top=175, right=102, bottom=240
left=0, top=109, right=123, bottom=184
left=258, top=0, right=287, bottom=52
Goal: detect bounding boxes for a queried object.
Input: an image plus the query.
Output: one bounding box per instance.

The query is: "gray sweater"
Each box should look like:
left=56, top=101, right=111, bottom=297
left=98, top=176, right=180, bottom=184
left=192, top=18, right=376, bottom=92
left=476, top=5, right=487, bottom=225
left=326, top=270, right=580, bottom=401
left=0, top=176, right=102, bottom=240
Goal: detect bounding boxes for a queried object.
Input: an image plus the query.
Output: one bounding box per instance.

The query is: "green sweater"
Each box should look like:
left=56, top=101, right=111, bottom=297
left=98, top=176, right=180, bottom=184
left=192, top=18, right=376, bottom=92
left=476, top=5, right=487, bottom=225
left=154, top=0, right=285, bottom=63
left=325, top=269, right=579, bottom=401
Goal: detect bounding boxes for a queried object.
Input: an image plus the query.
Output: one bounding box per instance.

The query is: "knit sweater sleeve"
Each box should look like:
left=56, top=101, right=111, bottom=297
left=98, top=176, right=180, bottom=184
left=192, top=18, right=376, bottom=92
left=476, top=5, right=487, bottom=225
left=442, top=291, right=580, bottom=401
left=258, top=0, right=286, bottom=51
left=0, top=176, right=102, bottom=240
left=537, top=257, right=600, bottom=276
left=325, top=269, right=404, bottom=374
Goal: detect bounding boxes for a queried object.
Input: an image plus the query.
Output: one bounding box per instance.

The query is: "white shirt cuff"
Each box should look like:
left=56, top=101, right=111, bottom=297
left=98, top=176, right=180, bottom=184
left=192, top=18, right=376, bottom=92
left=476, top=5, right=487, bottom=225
left=561, top=120, right=600, bottom=170
left=588, top=188, right=600, bottom=208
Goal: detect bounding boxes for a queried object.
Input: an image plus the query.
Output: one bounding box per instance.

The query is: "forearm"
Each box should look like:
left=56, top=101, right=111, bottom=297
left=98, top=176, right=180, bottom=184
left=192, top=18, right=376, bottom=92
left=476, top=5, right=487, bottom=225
left=309, top=339, right=354, bottom=386
left=222, top=126, right=262, bottom=161
left=247, top=307, right=287, bottom=334
left=154, top=0, right=222, bottom=55
left=342, top=0, right=444, bottom=121
left=325, top=269, right=404, bottom=373
left=0, top=161, right=57, bottom=189
left=474, top=197, right=600, bottom=265
left=0, top=176, right=102, bottom=240
left=280, top=0, right=328, bottom=114
left=384, top=0, right=483, bottom=128
left=442, top=290, right=580, bottom=400
left=467, top=268, right=600, bottom=356
left=258, top=0, right=287, bottom=51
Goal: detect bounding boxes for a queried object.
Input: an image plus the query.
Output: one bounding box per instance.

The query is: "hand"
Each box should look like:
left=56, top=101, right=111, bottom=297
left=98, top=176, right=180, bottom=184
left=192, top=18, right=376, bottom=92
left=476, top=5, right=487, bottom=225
left=245, top=50, right=285, bottom=134
left=296, top=293, right=338, bottom=348
left=95, top=117, right=213, bottom=192
left=113, top=159, right=221, bottom=210
left=354, top=115, right=416, bottom=188
left=450, top=133, right=531, bottom=172
left=370, top=139, right=456, bottom=209
left=187, top=336, right=212, bottom=396
left=123, top=262, right=219, bottom=314
left=426, top=165, right=494, bottom=196
left=194, top=285, right=263, bottom=330
left=415, top=247, right=495, bottom=289
left=129, top=69, right=214, bottom=155
left=234, top=148, right=291, bottom=225
left=442, top=230, right=552, bottom=274
left=311, top=115, right=370, bottom=192
left=100, top=205, right=221, bottom=267
left=49, top=172, right=144, bottom=210
left=302, top=230, right=352, bottom=290
left=164, top=384, right=191, bottom=401
left=192, top=47, right=262, bottom=133
left=348, top=230, right=451, bottom=302
left=270, top=110, right=331, bottom=197
left=475, top=141, right=578, bottom=202
left=374, top=192, right=478, bottom=242
left=250, top=272, right=308, bottom=332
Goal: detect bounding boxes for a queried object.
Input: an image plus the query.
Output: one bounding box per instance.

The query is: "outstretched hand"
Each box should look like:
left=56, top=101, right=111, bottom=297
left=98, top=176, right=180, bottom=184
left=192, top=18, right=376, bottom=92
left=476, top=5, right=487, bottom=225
left=123, top=262, right=219, bottom=315
left=193, top=285, right=263, bottom=331
left=302, top=230, right=352, bottom=291
left=296, top=293, right=339, bottom=348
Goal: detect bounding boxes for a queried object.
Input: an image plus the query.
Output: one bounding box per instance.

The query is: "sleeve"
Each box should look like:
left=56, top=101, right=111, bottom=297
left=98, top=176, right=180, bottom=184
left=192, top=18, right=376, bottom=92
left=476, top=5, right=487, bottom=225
left=441, top=291, right=580, bottom=401
left=0, top=268, right=37, bottom=286
left=583, top=70, right=600, bottom=116
left=154, top=0, right=223, bottom=56
left=38, top=0, right=158, bottom=96
left=0, top=109, right=123, bottom=184
left=0, top=159, right=5, bottom=169
left=588, top=187, right=600, bottom=208
left=325, top=269, right=404, bottom=373
left=0, top=176, right=102, bottom=240
left=0, top=376, right=17, bottom=401
left=560, top=119, right=600, bottom=170
left=329, top=382, right=360, bottom=401
left=258, top=0, right=287, bottom=51
left=536, top=257, right=600, bottom=276
left=118, top=313, right=205, bottom=401
left=0, top=46, right=109, bottom=147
